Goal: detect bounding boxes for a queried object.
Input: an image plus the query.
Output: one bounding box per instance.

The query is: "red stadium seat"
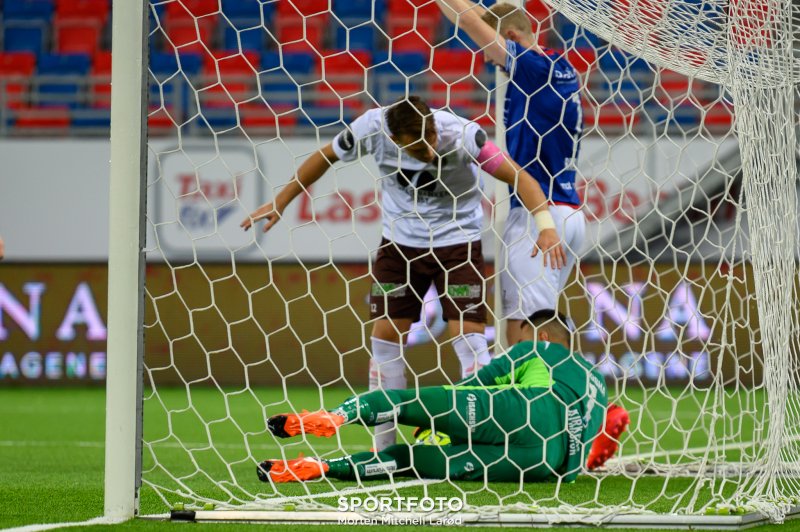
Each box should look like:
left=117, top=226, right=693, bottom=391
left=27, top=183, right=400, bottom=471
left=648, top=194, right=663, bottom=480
left=203, top=50, right=260, bottom=106
left=148, top=106, right=178, bottom=132
left=55, top=18, right=103, bottom=54
left=276, top=0, right=330, bottom=18
left=91, top=51, right=112, bottom=107
left=317, top=50, right=370, bottom=108
left=657, top=69, right=691, bottom=99
left=702, top=102, right=734, bottom=129
left=239, top=102, right=299, bottom=130
left=566, top=47, right=597, bottom=74
left=163, top=19, right=216, bottom=53
left=162, top=0, right=219, bottom=52
left=525, top=0, right=551, bottom=19
left=431, top=48, right=483, bottom=75
left=166, top=0, right=219, bottom=18
left=55, top=0, right=109, bottom=24
left=275, top=20, right=325, bottom=53
left=15, top=106, right=71, bottom=130
left=0, top=52, right=36, bottom=109
left=388, top=0, right=441, bottom=22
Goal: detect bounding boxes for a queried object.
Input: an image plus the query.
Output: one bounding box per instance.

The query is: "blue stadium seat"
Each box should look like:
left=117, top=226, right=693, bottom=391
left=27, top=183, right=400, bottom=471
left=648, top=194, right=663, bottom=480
left=36, top=54, right=91, bottom=108
left=262, top=52, right=316, bottom=73
left=3, top=23, right=47, bottom=55
left=221, top=0, right=273, bottom=22
left=223, top=26, right=265, bottom=52
left=261, top=69, right=302, bottom=106
left=149, top=52, right=202, bottom=119
left=335, top=24, right=377, bottom=51
left=441, top=22, right=479, bottom=50
left=150, top=52, right=203, bottom=79
left=72, top=106, right=111, bottom=129
left=371, top=51, right=427, bottom=100
left=331, top=0, right=383, bottom=21
left=4, top=0, right=54, bottom=21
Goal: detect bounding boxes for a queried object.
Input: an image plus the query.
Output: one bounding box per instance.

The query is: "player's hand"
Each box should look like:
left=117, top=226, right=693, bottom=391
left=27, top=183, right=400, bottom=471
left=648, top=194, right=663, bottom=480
left=532, top=228, right=567, bottom=269
left=241, top=202, right=282, bottom=233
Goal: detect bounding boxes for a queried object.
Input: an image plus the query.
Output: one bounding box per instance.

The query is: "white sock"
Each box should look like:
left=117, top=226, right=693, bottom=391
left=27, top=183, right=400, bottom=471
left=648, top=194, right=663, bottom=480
left=370, top=337, right=406, bottom=450
left=453, top=332, right=491, bottom=378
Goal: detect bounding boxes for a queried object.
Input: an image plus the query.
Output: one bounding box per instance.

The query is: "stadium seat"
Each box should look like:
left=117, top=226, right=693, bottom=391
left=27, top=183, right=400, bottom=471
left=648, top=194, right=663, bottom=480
left=387, top=0, right=440, bottom=22
left=202, top=50, right=260, bottom=106
left=277, top=0, right=330, bottom=18
left=14, top=105, right=71, bottom=131
left=35, top=54, right=91, bottom=108
left=261, top=53, right=310, bottom=107
left=432, top=48, right=483, bottom=76
left=166, top=0, right=218, bottom=18
left=3, top=0, right=54, bottom=22
left=566, top=47, right=597, bottom=74
left=90, top=51, right=112, bottom=107
left=55, top=19, right=103, bottom=54
left=221, top=0, right=271, bottom=22
left=317, top=50, right=371, bottom=109
left=3, top=23, right=47, bottom=56
left=275, top=20, right=326, bottom=53
left=371, top=51, right=428, bottom=100
left=149, top=52, right=203, bottom=117
left=55, top=0, right=109, bottom=24
left=0, top=52, right=37, bottom=109
left=223, top=25, right=266, bottom=52
left=162, top=0, right=219, bottom=52
left=335, top=24, right=380, bottom=51
left=239, top=101, right=299, bottom=131
left=331, top=0, right=381, bottom=20
left=702, top=101, right=733, bottom=130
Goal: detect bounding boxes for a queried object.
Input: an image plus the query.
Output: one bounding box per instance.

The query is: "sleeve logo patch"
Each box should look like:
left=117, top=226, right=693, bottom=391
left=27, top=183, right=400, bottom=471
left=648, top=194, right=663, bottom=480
left=338, top=130, right=355, bottom=151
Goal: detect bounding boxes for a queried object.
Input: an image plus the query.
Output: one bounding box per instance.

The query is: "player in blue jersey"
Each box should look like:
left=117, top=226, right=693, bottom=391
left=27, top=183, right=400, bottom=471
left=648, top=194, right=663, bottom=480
left=436, top=0, right=587, bottom=345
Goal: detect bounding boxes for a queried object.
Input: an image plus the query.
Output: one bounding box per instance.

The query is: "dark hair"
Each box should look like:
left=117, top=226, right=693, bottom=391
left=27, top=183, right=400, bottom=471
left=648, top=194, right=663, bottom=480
left=385, top=96, right=435, bottom=140
left=522, top=309, right=572, bottom=340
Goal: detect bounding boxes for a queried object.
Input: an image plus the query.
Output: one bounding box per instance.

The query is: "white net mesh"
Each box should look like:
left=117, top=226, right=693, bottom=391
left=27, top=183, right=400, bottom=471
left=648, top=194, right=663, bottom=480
left=139, top=0, right=800, bottom=523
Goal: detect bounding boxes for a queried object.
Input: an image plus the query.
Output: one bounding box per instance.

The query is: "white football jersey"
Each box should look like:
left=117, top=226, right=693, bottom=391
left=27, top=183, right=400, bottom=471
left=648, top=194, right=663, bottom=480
left=332, top=108, right=487, bottom=249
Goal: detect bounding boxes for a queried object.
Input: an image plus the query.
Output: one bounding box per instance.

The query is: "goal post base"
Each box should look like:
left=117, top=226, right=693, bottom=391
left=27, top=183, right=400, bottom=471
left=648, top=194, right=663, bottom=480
left=140, top=505, right=800, bottom=529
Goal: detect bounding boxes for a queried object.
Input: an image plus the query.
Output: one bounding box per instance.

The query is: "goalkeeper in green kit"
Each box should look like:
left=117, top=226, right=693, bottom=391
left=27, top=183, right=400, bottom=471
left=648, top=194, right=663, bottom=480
left=257, top=310, right=629, bottom=484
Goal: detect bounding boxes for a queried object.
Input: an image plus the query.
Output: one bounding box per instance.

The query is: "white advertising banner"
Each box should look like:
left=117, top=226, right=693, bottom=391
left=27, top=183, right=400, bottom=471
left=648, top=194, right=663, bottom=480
left=0, top=137, right=740, bottom=262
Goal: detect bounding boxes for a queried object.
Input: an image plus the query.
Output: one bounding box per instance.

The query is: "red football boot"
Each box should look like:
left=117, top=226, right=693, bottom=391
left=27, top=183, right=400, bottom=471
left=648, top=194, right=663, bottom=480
left=267, top=410, right=345, bottom=438
left=587, top=404, right=630, bottom=471
left=257, top=454, right=329, bottom=483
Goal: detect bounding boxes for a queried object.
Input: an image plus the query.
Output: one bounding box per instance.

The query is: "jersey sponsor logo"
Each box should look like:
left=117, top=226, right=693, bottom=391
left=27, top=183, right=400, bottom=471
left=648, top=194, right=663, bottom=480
left=371, top=283, right=407, bottom=297
left=338, top=130, right=355, bottom=151
left=375, top=407, right=400, bottom=423
left=567, top=407, right=582, bottom=457
left=466, top=393, right=477, bottom=432
left=391, top=168, right=451, bottom=199
left=363, top=461, right=398, bottom=476
left=447, top=284, right=482, bottom=299
left=553, top=69, right=577, bottom=81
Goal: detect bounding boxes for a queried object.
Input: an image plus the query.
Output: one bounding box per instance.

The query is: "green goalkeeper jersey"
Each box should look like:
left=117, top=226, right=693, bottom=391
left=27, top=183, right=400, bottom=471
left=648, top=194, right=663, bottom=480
left=460, top=340, right=608, bottom=480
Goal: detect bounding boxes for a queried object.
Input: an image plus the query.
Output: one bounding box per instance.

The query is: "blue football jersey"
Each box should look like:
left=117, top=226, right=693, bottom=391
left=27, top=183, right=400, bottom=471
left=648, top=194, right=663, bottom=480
left=504, top=41, right=582, bottom=208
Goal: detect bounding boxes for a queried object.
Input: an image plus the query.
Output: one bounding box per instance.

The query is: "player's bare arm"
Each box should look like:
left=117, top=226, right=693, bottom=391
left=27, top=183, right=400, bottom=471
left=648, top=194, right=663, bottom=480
left=241, top=143, right=340, bottom=233
left=435, top=0, right=507, bottom=66
left=486, top=154, right=567, bottom=269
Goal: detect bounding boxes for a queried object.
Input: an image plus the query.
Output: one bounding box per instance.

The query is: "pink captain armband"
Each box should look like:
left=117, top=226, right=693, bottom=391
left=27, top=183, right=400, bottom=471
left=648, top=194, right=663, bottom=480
left=476, top=140, right=507, bottom=174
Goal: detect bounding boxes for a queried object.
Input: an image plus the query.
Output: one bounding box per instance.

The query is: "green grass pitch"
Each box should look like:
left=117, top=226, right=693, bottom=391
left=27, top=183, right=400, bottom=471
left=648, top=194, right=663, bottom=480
left=1, top=386, right=797, bottom=531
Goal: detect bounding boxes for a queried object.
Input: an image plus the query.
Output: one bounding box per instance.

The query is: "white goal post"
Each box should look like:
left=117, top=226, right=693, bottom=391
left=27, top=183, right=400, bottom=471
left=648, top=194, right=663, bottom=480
left=104, top=0, right=800, bottom=526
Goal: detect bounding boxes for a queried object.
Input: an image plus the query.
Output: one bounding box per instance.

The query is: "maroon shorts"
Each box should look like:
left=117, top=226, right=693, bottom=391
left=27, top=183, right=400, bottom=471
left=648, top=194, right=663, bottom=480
left=369, top=238, right=486, bottom=323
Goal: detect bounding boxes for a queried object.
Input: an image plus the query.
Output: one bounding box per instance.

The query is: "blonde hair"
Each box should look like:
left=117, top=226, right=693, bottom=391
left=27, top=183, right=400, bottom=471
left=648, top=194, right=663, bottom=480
left=480, top=4, right=534, bottom=38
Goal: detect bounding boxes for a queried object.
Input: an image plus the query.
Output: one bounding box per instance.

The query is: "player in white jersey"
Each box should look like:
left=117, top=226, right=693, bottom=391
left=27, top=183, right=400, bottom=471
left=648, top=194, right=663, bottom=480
left=242, top=96, right=565, bottom=449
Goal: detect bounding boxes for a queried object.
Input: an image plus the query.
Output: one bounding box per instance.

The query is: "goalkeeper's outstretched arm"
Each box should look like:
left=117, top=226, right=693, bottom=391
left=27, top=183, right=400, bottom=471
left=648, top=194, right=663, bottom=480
left=241, top=143, right=340, bottom=232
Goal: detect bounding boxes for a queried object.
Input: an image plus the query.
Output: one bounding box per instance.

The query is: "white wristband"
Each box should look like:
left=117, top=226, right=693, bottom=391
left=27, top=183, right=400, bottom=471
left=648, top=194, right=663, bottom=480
left=533, top=210, right=556, bottom=232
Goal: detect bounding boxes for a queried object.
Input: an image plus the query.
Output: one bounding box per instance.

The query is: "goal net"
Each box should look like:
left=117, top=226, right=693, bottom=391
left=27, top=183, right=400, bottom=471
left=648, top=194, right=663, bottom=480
left=129, top=0, right=800, bottom=524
